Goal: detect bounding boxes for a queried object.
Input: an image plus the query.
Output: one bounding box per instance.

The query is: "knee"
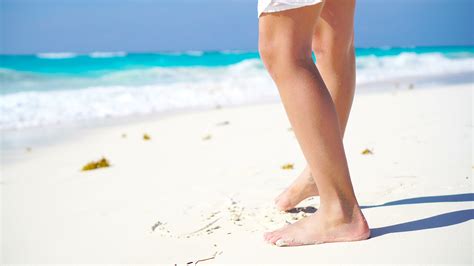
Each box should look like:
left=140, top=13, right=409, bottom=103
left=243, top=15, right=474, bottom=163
left=312, top=33, right=355, bottom=62
left=258, top=37, right=277, bottom=71
left=259, top=36, right=313, bottom=77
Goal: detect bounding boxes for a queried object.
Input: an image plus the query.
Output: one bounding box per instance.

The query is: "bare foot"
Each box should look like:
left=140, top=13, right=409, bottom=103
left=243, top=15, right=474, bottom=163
left=275, top=165, right=319, bottom=211
left=263, top=204, right=370, bottom=246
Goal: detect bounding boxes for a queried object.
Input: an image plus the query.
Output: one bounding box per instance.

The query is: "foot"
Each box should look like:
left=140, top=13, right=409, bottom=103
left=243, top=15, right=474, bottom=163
left=275, top=165, right=319, bottom=211
left=264, top=204, right=370, bottom=246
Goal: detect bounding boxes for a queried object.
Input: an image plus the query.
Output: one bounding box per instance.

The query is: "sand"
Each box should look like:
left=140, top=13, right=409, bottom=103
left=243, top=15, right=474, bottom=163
left=1, top=83, right=473, bottom=264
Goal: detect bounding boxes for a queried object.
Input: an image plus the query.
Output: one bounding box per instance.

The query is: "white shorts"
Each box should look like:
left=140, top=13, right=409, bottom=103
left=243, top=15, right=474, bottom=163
left=258, top=0, right=323, bottom=18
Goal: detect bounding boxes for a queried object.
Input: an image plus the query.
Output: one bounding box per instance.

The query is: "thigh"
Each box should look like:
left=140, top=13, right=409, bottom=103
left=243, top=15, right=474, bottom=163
left=259, top=4, right=325, bottom=59
left=312, top=0, right=356, bottom=52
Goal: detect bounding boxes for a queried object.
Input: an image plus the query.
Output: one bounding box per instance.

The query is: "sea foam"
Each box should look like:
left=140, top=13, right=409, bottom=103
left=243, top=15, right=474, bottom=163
left=36, top=52, right=78, bottom=59
left=1, top=50, right=473, bottom=130
left=89, top=51, right=127, bottom=58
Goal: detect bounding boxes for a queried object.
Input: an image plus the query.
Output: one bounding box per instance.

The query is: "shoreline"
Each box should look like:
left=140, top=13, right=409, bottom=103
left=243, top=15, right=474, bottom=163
left=2, top=75, right=471, bottom=164
left=0, top=70, right=474, bottom=134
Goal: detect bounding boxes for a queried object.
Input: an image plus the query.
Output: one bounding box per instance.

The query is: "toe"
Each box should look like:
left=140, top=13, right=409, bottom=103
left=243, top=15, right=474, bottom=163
left=275, top=238, right=290, bottom=247
left=275, top=238, right=306, bottom=247
left=269, top=232, right=284, bottom=245
left=264, top=229, right=280, bottom=242
left=263, top=231, right=273, bottom=241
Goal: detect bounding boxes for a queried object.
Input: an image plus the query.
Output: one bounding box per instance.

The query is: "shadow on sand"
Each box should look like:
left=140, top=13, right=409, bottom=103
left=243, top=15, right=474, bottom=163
left=370, top=209, right=474, bottom=238
left=287, top=193, right=474, bottom=238
left=287, top=206, right=317, bottom=214
left=360, top=193, right=474, bottom=209
left=364, top=193, right=474, bottom=238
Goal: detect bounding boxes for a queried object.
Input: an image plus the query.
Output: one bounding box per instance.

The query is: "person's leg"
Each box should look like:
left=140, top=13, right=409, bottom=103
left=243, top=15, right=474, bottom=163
left=274, top=0, right=357, bottom=211
left=259, top=3, right=369, bottom=246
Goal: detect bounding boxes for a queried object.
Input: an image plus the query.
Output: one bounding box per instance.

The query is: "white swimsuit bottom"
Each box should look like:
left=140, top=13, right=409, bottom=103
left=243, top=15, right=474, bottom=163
left=258, top=0, right=323, bottom=18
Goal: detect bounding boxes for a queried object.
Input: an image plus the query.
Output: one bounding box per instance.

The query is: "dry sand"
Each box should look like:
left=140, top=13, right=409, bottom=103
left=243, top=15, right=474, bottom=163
left=1, top=83, right=473, bottom=264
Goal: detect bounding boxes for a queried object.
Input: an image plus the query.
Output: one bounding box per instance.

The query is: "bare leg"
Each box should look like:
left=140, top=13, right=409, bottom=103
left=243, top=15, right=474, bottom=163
left=259, top=3, right=369, bottom=246
left=274, top=1, right=357, bottom=211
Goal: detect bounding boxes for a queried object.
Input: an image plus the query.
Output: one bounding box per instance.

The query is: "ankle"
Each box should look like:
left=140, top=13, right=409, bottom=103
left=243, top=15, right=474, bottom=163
left=319, top=198, right=362, bottom=223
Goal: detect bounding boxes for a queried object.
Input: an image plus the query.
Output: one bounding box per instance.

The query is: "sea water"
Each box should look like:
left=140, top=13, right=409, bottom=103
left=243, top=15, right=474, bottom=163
left=1, top=46, right=473, bottom=130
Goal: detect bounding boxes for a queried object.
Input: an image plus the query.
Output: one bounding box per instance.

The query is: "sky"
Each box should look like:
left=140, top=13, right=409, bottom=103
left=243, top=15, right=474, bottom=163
left=1, top=0, right=473, bottom=54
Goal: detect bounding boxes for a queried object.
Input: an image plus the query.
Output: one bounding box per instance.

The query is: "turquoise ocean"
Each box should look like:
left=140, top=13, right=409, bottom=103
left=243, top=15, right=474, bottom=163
left=1, top=46, right=473, bottom=130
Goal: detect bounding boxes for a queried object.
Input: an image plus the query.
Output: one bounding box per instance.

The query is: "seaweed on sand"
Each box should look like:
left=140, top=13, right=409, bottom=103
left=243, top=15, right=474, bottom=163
left=361, top=148, right=373, bottom=155
left=202, top=134, right=212, bottom=141
left=81, top=157, right=110, bottom=171
left=216, top=121, right=230, bottom=126
left=143, top=133, right=151, bottom=140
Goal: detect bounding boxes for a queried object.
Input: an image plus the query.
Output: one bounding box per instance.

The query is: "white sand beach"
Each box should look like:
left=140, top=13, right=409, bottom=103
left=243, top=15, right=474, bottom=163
left=1, top=83, right=473, bottom=264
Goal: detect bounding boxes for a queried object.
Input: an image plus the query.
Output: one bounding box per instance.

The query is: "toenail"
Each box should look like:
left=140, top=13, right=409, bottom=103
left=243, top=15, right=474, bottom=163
left=275, top=239, right=289, bottom=247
